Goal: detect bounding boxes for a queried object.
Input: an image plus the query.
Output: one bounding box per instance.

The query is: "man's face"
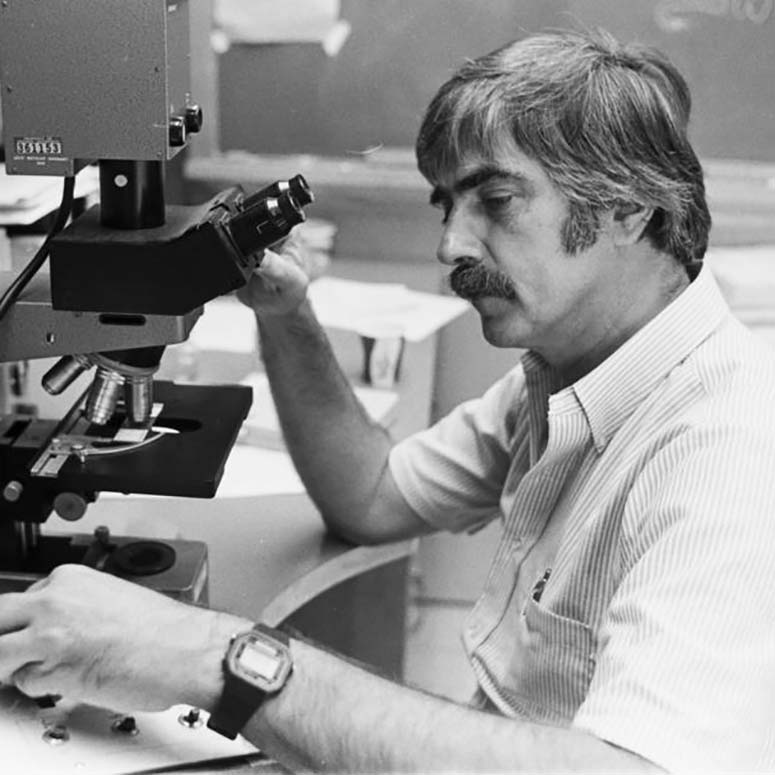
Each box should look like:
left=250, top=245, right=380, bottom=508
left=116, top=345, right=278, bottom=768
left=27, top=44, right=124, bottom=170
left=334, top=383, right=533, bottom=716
left=430, top=143, right=620, bottom=361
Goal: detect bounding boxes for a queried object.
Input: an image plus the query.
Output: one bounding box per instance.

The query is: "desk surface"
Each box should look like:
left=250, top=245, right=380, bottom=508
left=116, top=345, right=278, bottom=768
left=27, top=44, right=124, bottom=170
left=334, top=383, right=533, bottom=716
left=43, top=256, right=439, bottom=622
left=35, top=257, right=438, bottom=773
left=80, top=491, right=415, bottom=627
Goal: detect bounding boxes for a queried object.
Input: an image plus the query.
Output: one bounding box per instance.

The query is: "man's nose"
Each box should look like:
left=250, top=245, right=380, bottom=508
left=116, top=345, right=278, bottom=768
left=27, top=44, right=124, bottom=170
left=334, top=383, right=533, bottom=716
left=436, top=212, right=480, bottom=267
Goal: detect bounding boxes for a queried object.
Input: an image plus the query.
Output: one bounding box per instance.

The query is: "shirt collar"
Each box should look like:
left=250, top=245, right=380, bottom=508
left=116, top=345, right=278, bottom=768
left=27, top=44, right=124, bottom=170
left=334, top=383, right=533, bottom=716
left=521, top=266, right=730, bottom=453
left=572, top=265, right=730, bottom=452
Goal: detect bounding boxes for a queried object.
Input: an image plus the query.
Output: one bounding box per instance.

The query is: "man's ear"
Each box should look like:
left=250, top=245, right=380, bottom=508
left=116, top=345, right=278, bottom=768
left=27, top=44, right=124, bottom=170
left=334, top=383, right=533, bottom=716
left=611, top=202, right=655, bottom=246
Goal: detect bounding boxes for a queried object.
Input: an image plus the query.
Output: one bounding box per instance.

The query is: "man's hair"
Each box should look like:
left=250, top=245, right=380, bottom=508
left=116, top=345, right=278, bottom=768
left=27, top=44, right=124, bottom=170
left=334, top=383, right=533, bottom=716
left=415, top=29, right=711, bottom=267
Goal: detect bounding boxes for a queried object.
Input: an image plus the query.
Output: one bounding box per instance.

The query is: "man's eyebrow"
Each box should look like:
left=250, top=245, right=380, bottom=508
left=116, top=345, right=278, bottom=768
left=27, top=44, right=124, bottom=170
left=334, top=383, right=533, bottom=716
left=429, top=167, right=533, bottom=205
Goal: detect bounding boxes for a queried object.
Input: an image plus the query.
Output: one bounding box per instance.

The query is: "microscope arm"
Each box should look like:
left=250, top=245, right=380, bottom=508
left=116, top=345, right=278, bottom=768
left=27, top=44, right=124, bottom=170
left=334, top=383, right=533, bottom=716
left=0, top=273, right=202, bottom=363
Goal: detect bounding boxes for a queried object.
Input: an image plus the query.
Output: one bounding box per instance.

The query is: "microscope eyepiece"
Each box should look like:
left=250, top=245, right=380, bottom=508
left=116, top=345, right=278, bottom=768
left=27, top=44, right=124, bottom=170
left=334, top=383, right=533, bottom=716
left=239, top=175, right=314, bottom=215
left=287, top=174, right=313, bottom=207
left=227, top=187, right=308, bottom=259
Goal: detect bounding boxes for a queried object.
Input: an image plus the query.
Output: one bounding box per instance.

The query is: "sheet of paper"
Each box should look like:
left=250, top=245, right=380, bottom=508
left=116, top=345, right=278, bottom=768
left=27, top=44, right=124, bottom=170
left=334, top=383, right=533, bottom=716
left=188, top=276, right=468, bottom=354
left=308, top=276, right=469, bottom=341
left=217, top=445, right=306, bottom=497
left=0, top=166, right=99, bottom=225
left=0, top=688, right=257, bottom=775
left=239, top=371, right=398, bottom=449
left=187, top=298, right=257, bottom=354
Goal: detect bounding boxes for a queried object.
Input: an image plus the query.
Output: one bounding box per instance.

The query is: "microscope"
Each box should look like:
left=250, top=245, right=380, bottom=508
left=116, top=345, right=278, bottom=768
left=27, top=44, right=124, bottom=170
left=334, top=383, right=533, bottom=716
left=0, top=1, right=314, bottom=601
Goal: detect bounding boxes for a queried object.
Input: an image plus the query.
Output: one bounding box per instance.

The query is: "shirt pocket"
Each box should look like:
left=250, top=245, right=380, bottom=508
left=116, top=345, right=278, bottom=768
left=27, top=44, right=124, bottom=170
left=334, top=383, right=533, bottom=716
left=509, top=596, right=596, bottom=723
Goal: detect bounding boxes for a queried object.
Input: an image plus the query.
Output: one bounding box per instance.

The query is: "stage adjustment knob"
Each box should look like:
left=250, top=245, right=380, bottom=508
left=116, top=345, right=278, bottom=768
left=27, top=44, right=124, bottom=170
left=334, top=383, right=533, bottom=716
left=2, top=480, right=23, bottom=502
left=53, top=492, right=89, bottom=522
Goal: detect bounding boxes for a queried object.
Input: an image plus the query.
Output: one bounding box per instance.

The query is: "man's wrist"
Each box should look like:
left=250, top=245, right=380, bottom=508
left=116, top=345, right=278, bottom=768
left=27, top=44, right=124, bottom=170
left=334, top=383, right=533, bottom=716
left=255, top=296, right=315, bottom=328
left=206, top=623, right=294, bottom=740
left=257, top=299, right=327, bottom=363
left=184, top=611, right=252, bottom=713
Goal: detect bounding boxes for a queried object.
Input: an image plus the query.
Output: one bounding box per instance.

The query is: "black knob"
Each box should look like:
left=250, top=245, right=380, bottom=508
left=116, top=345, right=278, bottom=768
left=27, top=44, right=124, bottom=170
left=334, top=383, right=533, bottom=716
left=54, top=491, right=88, bottom=522
left=184, top=104, right=203, bottom=134
left=112, top=715, right=138, bottom=735
left=178, top=707, right=203, bottom=728
left=169, top=116, right=186, bottom=147
left=183, top=708, right=200, bottom=724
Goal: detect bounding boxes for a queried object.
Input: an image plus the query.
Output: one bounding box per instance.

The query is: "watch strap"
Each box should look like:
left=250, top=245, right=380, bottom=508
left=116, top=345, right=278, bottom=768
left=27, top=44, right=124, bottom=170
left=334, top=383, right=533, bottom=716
left=207, top=623, right=291, bottom=740
left=256, top=622, right=289, bottom=645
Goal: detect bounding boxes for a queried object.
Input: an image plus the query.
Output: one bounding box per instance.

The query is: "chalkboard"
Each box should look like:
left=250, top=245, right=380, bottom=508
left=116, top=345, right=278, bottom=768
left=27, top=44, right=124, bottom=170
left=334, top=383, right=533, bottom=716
left=217, top=0, right=775, bottom=162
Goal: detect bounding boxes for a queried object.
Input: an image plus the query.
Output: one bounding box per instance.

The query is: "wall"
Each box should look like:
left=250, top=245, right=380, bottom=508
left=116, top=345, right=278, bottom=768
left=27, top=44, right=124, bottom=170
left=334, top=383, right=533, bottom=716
left=218, top=0, right=561, bottom=156
left=217, top=0, right=775, bottom=162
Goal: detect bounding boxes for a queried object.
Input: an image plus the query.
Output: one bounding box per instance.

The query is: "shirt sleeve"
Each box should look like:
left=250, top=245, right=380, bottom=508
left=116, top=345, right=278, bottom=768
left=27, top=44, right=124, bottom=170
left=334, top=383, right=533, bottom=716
left=388, top=364, right=527, bottom=534
left=572, top=420, right=775, bottom=772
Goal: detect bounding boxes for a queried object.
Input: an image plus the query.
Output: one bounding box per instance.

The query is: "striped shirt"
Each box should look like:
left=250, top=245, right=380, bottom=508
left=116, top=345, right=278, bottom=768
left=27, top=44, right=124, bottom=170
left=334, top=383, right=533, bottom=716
left=389, top=266, right=775, bottom=772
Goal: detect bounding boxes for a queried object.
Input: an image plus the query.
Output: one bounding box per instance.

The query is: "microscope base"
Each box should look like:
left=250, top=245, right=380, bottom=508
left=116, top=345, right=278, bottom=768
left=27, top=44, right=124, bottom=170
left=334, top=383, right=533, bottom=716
left=0, top=531, right=209, bottom=603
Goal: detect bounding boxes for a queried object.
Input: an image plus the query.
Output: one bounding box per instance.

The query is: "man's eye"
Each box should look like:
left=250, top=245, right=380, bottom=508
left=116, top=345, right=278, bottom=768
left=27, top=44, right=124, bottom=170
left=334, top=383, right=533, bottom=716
left=431, top=201, right=451, bottom=223
left=483, top=194, right=514, bottom=209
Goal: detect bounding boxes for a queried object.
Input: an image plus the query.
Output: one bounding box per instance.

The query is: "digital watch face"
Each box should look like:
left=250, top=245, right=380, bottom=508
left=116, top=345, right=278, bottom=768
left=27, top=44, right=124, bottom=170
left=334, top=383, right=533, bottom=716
left=229, top=634, right=292, bottom=691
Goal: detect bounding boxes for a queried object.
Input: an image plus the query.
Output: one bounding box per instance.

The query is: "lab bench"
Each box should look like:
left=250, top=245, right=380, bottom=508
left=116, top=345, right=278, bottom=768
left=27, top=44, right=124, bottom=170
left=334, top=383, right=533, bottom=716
left=28, top=256, right=444, bottom=773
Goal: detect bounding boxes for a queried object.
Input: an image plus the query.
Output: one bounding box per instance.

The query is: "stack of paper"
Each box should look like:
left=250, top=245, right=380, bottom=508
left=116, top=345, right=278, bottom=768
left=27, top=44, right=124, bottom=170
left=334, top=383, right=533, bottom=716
left=238, top=371, right=398, bottom=450
left=0, top=166, right=99, bottom=226
left=189, top=276, right=469, bottom=354
left=308, top=276, right=468, bottom=341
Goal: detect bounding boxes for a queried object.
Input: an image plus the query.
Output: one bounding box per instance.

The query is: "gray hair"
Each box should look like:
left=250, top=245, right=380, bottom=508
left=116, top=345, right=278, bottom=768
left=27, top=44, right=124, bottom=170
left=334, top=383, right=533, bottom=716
left=416, top=29, right=711, bottom=268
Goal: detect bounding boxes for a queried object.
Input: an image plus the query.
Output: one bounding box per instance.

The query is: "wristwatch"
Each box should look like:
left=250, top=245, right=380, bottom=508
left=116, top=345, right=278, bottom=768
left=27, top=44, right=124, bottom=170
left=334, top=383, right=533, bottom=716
left=207, top=623, right=293, bottom=740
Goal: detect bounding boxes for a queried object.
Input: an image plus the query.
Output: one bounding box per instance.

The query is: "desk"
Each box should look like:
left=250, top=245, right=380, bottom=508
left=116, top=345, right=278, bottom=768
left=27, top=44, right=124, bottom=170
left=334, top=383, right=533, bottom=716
left=33, top=257, right=443, bottom=773
left=40, top=258, right=442, bottom=624
left=136, top=257, right=442, bottom=656
left=40, top=488, right=415, bottom=775
left=76, top=491, right=416, bottom=673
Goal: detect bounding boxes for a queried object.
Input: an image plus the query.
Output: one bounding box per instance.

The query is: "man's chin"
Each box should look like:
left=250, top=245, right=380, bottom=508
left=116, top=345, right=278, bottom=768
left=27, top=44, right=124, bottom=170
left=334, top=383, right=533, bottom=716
left=476, top=306, right=527, bottom=348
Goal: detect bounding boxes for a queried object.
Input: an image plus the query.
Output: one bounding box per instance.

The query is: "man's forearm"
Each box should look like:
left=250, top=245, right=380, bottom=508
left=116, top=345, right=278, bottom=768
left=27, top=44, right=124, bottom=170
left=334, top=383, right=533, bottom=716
left=256, top=301, right=393, bottom=533
left=241, top=636, right=660, bottom=773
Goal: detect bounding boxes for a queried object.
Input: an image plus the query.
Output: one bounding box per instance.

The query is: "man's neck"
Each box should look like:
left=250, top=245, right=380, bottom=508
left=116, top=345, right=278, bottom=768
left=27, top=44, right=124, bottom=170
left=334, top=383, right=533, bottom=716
left=550, top=255, right=691, bottom=387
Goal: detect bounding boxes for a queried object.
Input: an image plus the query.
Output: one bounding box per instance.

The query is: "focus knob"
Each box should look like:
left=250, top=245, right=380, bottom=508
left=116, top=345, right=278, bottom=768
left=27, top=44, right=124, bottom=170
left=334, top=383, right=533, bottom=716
left=169, top=116, right=186, bottom=147
left=184, top=104, right=203, bottom=134
left=53, top=492, right=89, bottom=522
left=2, top=480, right=23, bottom=503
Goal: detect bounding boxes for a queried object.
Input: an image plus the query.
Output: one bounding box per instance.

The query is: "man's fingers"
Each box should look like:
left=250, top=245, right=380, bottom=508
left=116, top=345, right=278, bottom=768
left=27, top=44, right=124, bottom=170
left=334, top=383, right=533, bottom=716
left=0, top=629, right=40, bottom=686
left=0, top=593, right=31, bottom=634
left=25, top=576, right=52, bottom=594
left=256, top=248, right=295, bottom=282
left=12, top=661, right=59, bottom=701
left=255, top=249, right=309, bottom=293
left=239, top=237, right=310, bottom=317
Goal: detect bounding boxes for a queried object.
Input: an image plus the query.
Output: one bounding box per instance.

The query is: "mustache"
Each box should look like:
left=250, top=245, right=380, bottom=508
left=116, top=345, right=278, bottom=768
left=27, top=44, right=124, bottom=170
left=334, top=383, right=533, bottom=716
left=449, top=262, right=517, bottom=301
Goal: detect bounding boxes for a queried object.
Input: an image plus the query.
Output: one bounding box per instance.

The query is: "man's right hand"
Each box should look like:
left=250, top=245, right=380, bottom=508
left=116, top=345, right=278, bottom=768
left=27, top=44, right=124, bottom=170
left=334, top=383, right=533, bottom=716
left=237, top=230, right=315, bottom=319
left=0, top=564, right=244, bottom=714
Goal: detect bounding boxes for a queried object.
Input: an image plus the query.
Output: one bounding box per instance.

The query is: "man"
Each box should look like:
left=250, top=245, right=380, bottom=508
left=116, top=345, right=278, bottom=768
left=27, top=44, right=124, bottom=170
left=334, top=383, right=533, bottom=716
left=2, top=28, right=775, bottom=772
